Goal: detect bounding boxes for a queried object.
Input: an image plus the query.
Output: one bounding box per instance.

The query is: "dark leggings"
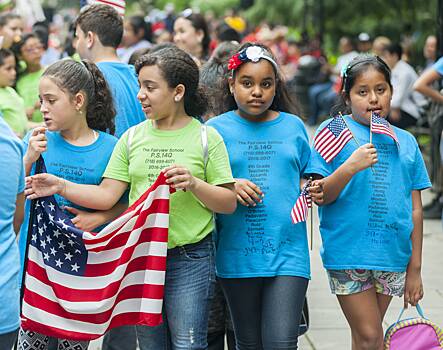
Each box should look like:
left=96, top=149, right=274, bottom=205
left=219, top=276, right=308, bottom=350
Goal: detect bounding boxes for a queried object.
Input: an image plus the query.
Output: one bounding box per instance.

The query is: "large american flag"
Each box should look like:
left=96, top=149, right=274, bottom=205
left=291, top=180, right=312, bottom=224
left=371, top=113, right=399, bottom=144
left=314, top=115, right=353, bottom=163
left=21, top=162, right=173, bottom=341
left=80, top=0, right=125, bottom=15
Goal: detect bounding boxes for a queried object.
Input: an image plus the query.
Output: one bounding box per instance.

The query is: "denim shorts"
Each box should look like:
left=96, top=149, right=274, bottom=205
left=327, top=269, right=406, bottom=296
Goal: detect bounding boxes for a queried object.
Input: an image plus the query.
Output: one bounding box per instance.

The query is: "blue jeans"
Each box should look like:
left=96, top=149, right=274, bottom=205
left=219, top=276, right=308, bottom=350
left=102, top=325, right=137, bottom=350
left=136, top=234, right=215, bottom=350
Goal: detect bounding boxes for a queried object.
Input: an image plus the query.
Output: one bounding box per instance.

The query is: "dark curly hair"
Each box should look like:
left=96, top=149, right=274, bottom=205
left=42, top=59, right=116, bottom=134
left=135, top=46, right=207, bottom=118
left=217, top=42, right=299, bottom=116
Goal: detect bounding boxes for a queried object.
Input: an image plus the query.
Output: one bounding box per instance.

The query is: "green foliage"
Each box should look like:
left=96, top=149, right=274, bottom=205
left=190, top=0, right=239, bottom=16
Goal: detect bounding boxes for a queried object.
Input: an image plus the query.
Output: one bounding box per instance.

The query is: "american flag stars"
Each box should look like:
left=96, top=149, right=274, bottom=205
left=31, top=198, right=87, bottom=276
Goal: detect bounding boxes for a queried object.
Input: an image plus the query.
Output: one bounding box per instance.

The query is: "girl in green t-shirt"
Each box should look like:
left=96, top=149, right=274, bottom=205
left=26, top=46, right=236, bottom=349
left=0, top=48, right=27, bottom=137
left=13, top=33, right=45, bottom=126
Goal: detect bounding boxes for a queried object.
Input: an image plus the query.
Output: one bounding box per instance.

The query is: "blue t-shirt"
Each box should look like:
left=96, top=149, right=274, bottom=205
left=97, top=62, right=145, bottom=138
left=432, top=56, right=443, bottom=75
left=207, top=111, right=311, bottom=279
left=19, top=131, right=118, bottom=277
left=305, top=115, right=431, bottom=272
left=0, top=118, right=24, bottom=334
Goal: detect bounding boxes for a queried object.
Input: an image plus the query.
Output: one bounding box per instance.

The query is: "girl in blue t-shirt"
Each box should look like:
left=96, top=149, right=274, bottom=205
left=18, top=59, right=124, bottom=350
left=207, top=43, right=318, bottom=349
left=307, top=55, right=431, bottom=350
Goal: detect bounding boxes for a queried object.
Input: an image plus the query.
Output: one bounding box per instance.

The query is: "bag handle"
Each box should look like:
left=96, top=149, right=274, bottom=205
left=201, top=124, right=209, bottom=181
left=396, top=303, right=426, bottom=324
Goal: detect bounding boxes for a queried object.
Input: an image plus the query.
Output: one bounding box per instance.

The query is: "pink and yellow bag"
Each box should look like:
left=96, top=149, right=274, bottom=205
left=384, top=304, right=443, bottom=349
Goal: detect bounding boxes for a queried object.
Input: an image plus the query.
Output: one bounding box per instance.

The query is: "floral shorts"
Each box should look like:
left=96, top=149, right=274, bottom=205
left=327, top=269, right=406, bottom=297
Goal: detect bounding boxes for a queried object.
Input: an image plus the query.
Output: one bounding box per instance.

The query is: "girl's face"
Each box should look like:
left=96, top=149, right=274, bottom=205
left=122, top=22, right=139, bottom=47
left=347, top=67, right=392, bottom=125
left=230, top=59, right=276, bottom=121
left=0, top=18, right=24, bottom=48
left=0, top=55, right=16, bottom=87
left=137, top=65, right=178, bottom=120
left=39, top=77, right=82, bottom=131
left=21, top=37, right=44, bottom=66
left=173, top=18, right=203, bottom=56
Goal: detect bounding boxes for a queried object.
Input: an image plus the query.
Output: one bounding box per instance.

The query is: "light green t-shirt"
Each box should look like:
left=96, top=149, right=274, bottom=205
left=0, top=87, right=28, bottom=137
left=16, top=69, right=44, bottom=122
left=104, top=118, right=234, bottom=248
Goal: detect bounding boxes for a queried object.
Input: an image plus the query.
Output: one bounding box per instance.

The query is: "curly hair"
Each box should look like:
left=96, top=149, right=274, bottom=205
left=43, top=59, right=116, bottom=134
left=135, top=46, right=208, bottom=118
left=217, top=42, right=299, bottom=116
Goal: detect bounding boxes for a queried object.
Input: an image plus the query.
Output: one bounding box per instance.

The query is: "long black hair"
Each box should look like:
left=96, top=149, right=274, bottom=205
left=135, top=46, right=208, bottom=118
left=217, top=42, right=299, bottom=115
left=330, top=54, right=392, bottom=117
left=42, top=59, right=116, bottom=134
left=127, top=15, right=152, bottom=43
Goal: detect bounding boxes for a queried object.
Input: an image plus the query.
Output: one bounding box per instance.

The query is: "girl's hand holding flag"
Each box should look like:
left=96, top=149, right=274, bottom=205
left=309, top=179, right=325, bottom=205
left=346, top=143, right=378, bottom=173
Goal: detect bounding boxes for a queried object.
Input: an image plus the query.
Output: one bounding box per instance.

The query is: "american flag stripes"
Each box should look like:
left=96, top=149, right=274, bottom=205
left=291, top=181, right=312, bottom=224
left=80, top=0, right=126, bottom=15
left=313, top=115, right=353, bottom=163
left=371, top=113, right=399, bottom=144
left=21, top=164, right=173, bottom=341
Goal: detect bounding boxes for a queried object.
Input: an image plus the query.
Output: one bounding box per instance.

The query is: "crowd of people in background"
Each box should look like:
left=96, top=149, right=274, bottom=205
left=0, top=1, right=442, bottom=350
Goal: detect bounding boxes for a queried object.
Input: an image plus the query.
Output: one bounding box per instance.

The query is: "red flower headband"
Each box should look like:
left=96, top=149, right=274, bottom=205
left=228, top=46, right=278, bottom=71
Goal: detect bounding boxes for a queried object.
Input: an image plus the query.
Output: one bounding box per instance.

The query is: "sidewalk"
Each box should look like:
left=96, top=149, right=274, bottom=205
left=298, top=189, right=443, bottom=349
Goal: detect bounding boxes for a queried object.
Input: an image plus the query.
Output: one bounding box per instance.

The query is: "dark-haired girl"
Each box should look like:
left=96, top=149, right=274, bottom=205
left=0, top=48, right=27, bottom=137
left=207, top=43, right=314, bottom=349
left=306, top=55, right=430, bottom=349
left=25, top=46, right=236, bottom=350
left=117, top=15, right=152, bottom=63
left=13, top=33, right=45, bottom=125
left=18, top=59, right=123, bottom=350
left=173, top=10, right=210, bottom=65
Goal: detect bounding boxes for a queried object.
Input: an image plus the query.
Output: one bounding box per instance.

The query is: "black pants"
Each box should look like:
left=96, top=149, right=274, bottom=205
left=219, top=276, right=308, bottom=350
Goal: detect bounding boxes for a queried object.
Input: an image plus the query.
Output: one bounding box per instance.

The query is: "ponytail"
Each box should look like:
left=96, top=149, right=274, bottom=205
left=82, top=60, right=116, bottom=134
left=43, top=59, right=115, bottom=134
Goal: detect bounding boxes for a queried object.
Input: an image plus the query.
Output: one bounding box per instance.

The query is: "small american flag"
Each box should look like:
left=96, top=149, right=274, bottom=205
left=371, top=113, right=399, bottom=144
left=314, top=115, right=353, bottom=163
left=80, top=0, right=125, bottom=16
left=291, top=180, right=312, bottom=224
left=21, top=159, right=173, bottom=340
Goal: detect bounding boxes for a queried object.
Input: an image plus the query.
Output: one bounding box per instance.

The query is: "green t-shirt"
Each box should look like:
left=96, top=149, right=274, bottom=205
left=16, top=69, right=44, bottom=122
left=0, top=87, right=28, bottom=137
left=104, top=118, right=234, bottom=248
